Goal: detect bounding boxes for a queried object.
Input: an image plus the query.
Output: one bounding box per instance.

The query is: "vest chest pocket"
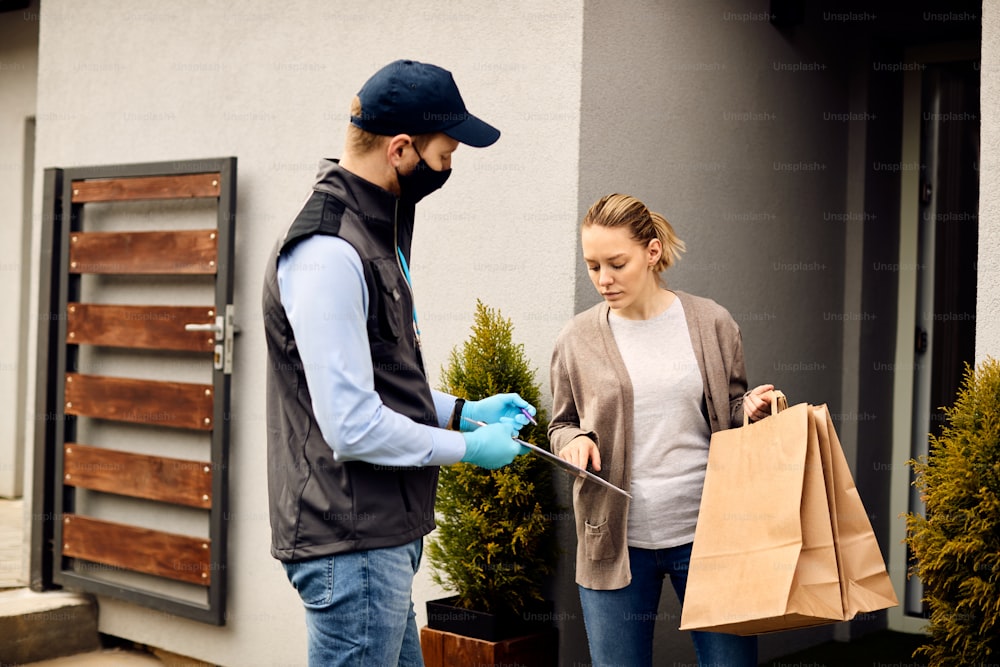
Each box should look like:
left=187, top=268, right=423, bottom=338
left=371, top=258, right=406, bottom=343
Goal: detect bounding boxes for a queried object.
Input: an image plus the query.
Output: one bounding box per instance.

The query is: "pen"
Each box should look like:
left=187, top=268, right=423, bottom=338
left=519, top=407, right=538, bottom=425
left=463, top=416, right=530, bottom=444
left=462, top=416, right=496, bottom=430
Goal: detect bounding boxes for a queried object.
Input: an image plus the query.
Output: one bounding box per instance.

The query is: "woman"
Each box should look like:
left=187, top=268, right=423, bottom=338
left=549, top=193, right=774, bottom=667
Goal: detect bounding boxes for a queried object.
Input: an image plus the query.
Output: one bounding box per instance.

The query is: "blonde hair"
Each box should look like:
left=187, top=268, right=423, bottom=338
left=582, top=193, right=685, bottom=272
left=345, top=96, right=435, bottom=156
left=346, top=96, right=389, bottom=154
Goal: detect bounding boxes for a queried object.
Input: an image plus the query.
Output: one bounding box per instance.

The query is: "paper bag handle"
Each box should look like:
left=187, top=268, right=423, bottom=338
left=743, top=389, right=788, bottom=426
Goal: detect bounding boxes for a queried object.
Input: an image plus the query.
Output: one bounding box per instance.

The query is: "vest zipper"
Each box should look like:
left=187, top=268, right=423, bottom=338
left=393, top=200, right=421, bottom=349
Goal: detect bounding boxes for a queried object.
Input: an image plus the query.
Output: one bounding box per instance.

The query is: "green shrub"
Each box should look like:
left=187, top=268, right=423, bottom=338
left=905, top=357, right=1000, bottom=666
left=426, top=300, right=558, bottom=617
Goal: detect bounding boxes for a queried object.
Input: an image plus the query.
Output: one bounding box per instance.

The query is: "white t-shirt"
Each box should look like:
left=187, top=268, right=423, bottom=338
left=608, top=298, right=711, bottom=549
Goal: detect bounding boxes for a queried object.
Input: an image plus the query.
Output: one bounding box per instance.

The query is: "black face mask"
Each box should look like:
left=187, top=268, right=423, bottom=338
left=396, top=146, right=452, bottom=204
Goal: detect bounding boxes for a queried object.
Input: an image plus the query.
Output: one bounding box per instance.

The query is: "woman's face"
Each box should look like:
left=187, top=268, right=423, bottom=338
left=581, top=224, right=661, bottom=316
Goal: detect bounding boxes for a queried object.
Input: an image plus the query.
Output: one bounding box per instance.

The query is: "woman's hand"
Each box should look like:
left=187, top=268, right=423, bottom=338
left=558, top=435, right=601, bottom=471
left=743, top=383, right=775, bottom=422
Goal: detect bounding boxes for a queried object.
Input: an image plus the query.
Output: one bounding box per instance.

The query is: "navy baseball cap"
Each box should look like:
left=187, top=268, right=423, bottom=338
left=351, top=59, right=500, bottom=148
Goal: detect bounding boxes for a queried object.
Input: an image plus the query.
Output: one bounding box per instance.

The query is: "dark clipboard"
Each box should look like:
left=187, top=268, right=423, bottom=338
left=462, top=416, right=631, bottom=498
left=519, top=440, right=631, bottom=498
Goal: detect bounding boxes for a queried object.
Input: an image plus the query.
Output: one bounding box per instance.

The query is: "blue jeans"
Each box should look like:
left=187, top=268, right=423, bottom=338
left=284, top=539, right=424, bottom=667
left=578, top=543, right=757, bottom=667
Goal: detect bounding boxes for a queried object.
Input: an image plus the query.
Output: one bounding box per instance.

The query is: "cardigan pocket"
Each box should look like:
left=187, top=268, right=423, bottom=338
left=584, top=518, right=616, bottom=561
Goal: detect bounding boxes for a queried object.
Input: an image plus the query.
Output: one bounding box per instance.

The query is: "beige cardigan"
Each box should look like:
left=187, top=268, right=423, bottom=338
left=548, top=290, right=748, bottom=590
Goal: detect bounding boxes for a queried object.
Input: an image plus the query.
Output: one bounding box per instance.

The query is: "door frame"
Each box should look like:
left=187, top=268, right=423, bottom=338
left=887, top=42, right=979, bottom=634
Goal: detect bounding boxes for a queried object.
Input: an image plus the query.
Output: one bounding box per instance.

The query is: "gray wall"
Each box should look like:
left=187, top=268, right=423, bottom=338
left=574, top=3, right=851, bottom=661
left=577, top=1, right=849, bottom=401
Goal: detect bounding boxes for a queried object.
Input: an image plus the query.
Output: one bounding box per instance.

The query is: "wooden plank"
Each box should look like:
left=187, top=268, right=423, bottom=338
left=66, top=303, right=217, bottom=352
left=69, top=230, right=218, bottom=274
left=64, top=373, right=214, bottom=431
left=63, top=443, right=212, bottom=509
left=71, top=173, right=221, bottom=203
left=62, top=514, right=212, bottom=586
left=65, top=303, right=217, bottom=351
left=419, top=626, right=444, bottom=667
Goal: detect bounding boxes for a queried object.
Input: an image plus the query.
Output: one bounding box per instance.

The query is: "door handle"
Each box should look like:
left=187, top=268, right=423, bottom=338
left=185, top=307, right=238, bottom=374
left=915, top=326, right=928, bottom=355
left=185, top=319, right=224, bottom=337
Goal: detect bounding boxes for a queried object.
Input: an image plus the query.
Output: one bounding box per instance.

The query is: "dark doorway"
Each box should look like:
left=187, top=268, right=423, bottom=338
left=906, top=59, right=980, bottom=617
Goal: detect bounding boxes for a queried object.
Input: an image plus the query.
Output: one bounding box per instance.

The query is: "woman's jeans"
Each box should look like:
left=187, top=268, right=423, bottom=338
left=578, top=543, right=757, bottom=667
left=284, top=538, right=424, bottom=667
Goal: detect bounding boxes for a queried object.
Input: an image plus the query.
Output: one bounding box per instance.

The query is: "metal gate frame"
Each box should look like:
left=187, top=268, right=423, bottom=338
left=31, top=157, right=236, bottom=625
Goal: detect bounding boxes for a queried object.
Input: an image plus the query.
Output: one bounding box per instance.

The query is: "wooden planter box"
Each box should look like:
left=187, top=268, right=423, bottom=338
left=420, top=626, right=558, bottom=667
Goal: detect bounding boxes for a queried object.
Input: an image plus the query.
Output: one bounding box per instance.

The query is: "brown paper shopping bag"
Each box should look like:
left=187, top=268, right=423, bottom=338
left=679, top=392, right=898, bottom=635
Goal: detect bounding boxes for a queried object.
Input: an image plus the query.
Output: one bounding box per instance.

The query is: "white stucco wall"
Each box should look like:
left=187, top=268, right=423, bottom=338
left=978, top=1, right=1000, bottom=363
left=25, top=1, right=583, bottom=665
left=0, top=2, right=38, bottom=500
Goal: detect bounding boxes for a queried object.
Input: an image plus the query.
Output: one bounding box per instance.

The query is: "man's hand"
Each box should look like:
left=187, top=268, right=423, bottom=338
left=460, top=419, right=529, bottom=469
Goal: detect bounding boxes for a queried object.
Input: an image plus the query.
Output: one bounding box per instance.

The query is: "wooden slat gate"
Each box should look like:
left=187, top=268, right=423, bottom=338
left=32, top=158, right=236, bottom=624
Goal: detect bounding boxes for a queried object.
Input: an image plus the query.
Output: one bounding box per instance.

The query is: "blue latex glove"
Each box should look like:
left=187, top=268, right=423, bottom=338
left=461, top=393, right=536, bottom=433
left=460, top=418, right=530, bottom=470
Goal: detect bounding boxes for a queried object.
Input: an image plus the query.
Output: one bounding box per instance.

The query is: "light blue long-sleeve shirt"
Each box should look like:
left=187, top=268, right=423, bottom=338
left=277, top=234, right=467, bottom=467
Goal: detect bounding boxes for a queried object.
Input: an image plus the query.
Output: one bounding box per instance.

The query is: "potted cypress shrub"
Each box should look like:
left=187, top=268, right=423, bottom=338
left=905, top=357, right=1000, bottom=666
left=421, top=300, right=559, bottom=666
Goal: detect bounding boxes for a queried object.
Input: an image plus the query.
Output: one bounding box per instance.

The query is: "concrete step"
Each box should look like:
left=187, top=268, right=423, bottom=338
left=0, top=498, right=25, bottom=589
left=0, top=588, right=102, bottom=665
left=21, top=647, right=165, bottom=666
